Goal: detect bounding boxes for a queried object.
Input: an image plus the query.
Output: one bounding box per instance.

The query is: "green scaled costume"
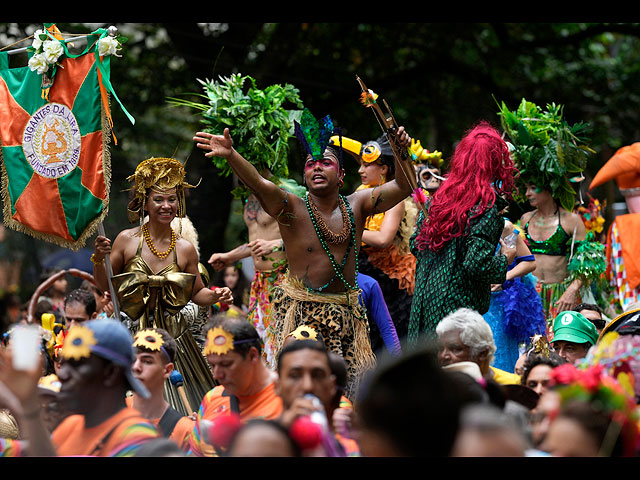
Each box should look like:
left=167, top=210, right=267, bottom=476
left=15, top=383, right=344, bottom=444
left=408, top=196, right=509, bottom=342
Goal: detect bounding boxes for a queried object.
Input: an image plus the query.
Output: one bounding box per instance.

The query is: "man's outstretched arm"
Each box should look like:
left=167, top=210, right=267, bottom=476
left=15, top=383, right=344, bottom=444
left=193, top=128, right=292, bottom=218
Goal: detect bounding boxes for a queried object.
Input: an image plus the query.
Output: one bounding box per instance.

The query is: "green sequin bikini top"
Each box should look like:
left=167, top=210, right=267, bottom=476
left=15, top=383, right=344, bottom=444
left=524, top=210, right=571, bottom=256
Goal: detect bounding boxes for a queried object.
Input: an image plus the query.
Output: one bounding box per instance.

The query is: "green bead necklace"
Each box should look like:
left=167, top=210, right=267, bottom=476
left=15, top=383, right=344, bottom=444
left=305, top=192, right=359, bottom=294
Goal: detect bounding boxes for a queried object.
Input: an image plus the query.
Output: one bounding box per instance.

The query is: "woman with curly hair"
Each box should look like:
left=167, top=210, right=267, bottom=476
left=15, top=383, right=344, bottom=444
left=408, top=121, right=518, bottom=343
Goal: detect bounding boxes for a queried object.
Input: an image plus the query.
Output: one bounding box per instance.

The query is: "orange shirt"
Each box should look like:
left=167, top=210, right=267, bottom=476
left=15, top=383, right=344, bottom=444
left=51, top=407, right=159, bottom=457
left=125, top=396, right=195, bottom=450
left=187, top=382, right=283, bottom=457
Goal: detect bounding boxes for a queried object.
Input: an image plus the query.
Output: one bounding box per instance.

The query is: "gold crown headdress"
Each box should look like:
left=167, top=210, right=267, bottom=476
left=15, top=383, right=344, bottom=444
left=126, top=157, right=199, bottom=225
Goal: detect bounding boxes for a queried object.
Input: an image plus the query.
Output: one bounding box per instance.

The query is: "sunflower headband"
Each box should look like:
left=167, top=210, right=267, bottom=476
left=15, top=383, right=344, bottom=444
left=133, top=329, right=171, bottom=362
left=60, top=324, right=134, bottom=370
left=203, top=326, right=258, bottom=356
left=286, top=325, right=319, bottom=342
left=126, top=157, right=199, bottom=224
left=60, top=325, right=96, bottom=361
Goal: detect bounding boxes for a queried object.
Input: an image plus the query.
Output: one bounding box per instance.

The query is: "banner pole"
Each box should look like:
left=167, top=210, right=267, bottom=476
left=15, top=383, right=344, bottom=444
left=4, top=35, right=92, bottom=55
left=97, top=222, right=121, bottom=320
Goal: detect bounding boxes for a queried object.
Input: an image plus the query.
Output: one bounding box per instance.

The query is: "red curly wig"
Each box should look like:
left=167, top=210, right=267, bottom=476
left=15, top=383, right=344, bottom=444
left=414, top=121, right=517, bottom=252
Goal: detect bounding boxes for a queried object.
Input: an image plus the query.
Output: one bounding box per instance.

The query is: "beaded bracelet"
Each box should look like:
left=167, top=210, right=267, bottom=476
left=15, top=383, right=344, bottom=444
left=90, top=253, right=105, bottom=266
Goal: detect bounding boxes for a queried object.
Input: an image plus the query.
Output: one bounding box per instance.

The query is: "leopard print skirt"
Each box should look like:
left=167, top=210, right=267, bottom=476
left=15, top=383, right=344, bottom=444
left=270, top=277, right=377, bottom=400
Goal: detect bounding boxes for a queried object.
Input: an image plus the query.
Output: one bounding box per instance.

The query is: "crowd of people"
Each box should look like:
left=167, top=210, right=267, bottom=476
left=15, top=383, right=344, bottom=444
left=1, top=98, right=640, bottom=460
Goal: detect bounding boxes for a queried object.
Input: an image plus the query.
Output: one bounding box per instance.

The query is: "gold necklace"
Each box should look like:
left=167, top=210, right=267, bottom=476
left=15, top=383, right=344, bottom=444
left=307, top=194, right=351, bottom=245
left=142, top=223, right=176, bottom=260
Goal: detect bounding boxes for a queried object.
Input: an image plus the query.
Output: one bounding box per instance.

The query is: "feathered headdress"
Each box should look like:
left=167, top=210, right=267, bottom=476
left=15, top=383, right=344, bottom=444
left=294, top=108, right=340, bottom=165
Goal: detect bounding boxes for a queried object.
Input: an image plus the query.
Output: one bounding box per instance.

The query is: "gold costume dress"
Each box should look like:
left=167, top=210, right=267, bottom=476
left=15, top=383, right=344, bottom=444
left=110, top=236, right=216, bottom=416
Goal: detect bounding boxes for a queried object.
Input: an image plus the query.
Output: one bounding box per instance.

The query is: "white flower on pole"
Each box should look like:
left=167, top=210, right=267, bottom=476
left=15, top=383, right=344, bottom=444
left=98, top=35, right=121, bottom=57
left=42, top=40, right=64, bottom=64
left=28, top=53, right=49, bottom=74
left=31, top=29, right=46, bottom=50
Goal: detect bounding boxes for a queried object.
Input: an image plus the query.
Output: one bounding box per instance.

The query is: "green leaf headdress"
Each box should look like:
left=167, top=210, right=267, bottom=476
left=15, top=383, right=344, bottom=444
left=168, top=73, right=304, bottom=198
left=496, top=98, right=595, bottom=212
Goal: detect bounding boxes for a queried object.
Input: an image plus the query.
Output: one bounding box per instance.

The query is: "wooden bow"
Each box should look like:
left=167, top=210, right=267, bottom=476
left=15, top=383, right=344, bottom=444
left=356, top=75, right=428, bottom=216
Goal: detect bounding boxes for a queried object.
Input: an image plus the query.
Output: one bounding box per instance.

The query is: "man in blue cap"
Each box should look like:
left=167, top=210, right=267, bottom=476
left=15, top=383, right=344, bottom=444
left=0, top=317, right=159, bottom=456
left=551, top=311, right=599, bottom=364
left=49, top=317, right=159, bottom=456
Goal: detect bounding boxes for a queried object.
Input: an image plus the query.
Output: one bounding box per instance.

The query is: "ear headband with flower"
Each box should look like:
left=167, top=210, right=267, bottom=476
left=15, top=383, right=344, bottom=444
left=286, top=325, right=319, bottom=342
left=203, top=326, right=258, bottom=356
left=61, top=325, right=97, bottom=361
left=133, top=329, right=171, bottom=362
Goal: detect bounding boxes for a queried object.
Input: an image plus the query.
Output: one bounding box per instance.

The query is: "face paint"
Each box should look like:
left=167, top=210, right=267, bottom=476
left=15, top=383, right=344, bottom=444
left=303, top=151, right=341, bottom=174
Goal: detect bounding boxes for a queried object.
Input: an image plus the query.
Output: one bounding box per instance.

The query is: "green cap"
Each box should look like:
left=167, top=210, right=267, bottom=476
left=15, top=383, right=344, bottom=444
left=552, top=311, right=599, bottom=346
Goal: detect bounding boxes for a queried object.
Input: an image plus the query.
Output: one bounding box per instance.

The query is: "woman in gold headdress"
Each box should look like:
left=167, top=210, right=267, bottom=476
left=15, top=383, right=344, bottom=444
left=91, top=157, right=233, bottom=415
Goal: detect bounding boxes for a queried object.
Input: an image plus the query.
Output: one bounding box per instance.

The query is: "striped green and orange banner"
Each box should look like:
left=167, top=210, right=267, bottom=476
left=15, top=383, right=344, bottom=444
left=0, top=49, right=111, bottom=250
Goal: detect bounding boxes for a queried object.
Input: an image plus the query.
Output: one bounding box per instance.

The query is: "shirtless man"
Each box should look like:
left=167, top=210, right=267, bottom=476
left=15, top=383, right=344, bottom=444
left=520, top=183, right=586, bottom=318
left=208, top=192, right=287, bottom=369
left=194, top=121, right=412, bottom=397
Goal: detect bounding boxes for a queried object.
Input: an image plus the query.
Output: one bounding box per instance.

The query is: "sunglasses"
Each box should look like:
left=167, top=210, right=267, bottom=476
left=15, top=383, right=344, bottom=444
left=590, top=319, right=606, bottom=330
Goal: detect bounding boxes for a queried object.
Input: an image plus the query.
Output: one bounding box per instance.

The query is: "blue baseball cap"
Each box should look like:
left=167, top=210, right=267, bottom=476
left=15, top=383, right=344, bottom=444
left=552, top=311, right=599, bottom=346
left=65, top=318, right=150, bottom=399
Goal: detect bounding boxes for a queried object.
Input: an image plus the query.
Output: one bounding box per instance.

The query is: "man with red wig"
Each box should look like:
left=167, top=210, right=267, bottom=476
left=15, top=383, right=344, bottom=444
left=408, top=122, right=518, bottom=343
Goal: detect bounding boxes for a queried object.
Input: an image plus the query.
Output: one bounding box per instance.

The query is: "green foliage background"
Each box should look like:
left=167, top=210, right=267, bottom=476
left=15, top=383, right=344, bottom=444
left=2, top=22, right=640, bottom=298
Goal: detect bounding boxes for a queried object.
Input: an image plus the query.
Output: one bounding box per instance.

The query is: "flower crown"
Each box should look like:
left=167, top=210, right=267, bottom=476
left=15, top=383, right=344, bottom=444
left=550, top=361, right=640, bottom=456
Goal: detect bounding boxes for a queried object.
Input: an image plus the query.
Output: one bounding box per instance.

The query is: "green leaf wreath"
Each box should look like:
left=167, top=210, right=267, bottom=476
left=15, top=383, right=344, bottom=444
left=168, top=73, right=304, bottom=199
left=496, top=98, right=596, bottom=212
